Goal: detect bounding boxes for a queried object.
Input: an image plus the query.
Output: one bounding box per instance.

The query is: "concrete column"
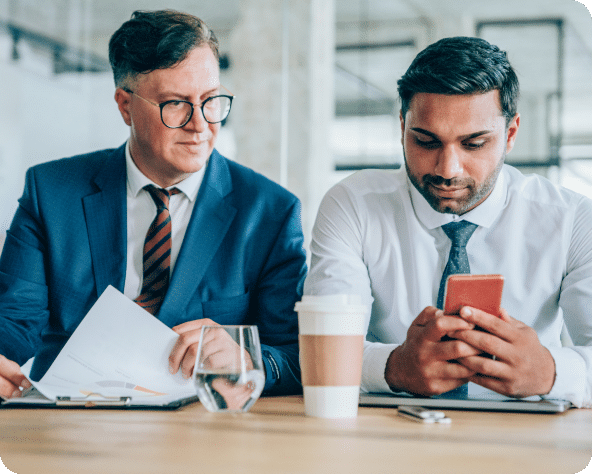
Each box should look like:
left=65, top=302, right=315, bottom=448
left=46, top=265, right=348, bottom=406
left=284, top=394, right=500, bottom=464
left=229, top=0, right=335, bottom=251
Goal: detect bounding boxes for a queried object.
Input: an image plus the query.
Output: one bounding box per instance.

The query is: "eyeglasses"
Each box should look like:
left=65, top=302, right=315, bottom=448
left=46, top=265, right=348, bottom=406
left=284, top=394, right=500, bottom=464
left=124, top=86, right=234, bottom=128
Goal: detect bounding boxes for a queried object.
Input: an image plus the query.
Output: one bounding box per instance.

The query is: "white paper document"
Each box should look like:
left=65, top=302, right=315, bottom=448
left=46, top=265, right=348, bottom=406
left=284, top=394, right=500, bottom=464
left=8, top=286, right=198, bottom=407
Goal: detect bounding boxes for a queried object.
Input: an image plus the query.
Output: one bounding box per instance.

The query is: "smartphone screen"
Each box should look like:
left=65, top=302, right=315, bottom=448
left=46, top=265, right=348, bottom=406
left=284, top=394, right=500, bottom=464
left=443, top=274, right=504, bottom=316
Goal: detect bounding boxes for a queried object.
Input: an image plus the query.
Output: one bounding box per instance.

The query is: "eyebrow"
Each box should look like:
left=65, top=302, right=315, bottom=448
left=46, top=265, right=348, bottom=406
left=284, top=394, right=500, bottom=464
left=410, top=127, right=494, bottom=141
left=157, top=86, right=221, bottom=102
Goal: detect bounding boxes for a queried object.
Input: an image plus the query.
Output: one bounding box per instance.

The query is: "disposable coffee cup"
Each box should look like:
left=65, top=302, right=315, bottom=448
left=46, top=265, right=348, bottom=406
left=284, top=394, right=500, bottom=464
left=295, top=294, right=367, bottom=418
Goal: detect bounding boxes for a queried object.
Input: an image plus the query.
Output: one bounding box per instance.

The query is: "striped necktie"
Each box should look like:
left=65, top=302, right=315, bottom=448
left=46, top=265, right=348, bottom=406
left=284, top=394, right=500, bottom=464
left=135, top=185, right=180, bottom=315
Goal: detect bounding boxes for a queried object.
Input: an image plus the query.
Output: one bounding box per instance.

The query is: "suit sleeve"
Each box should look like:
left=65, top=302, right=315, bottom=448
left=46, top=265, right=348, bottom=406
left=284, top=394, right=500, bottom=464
left=0, top=167, right=50, bottom=365
left=255, top=198, right=307, bottom=395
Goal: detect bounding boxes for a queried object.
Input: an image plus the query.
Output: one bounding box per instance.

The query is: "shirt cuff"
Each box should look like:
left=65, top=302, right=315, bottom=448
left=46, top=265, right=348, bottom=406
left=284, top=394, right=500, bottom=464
left=544, top=346, right=587, bottom=407
left=361, top=341, right=400, bottom=393
left=262, top=350, right=279, bottom=392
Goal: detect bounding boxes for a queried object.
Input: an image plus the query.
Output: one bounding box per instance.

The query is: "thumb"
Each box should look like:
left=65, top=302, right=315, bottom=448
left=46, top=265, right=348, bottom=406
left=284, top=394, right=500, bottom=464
left=0, top=355, right=31, bottom=389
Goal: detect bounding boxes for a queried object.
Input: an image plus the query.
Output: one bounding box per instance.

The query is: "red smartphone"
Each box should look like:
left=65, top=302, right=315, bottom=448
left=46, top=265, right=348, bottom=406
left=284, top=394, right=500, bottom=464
left=443, top=274, right=504, bottom=316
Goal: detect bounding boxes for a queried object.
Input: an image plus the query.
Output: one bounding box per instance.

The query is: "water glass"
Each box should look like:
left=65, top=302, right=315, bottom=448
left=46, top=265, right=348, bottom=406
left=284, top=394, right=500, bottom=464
left=193, top=325, right=265, bottom=413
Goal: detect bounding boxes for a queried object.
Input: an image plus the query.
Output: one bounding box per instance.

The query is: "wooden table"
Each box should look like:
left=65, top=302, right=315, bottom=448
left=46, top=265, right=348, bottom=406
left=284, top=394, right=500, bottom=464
left=1, top=396, right=591, bottom=474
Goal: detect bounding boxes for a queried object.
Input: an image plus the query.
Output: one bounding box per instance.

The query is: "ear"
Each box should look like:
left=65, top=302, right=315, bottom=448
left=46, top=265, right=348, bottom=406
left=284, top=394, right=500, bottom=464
left=505, top=113, right=520, bottom=154
left=399, top=110, right=405, bottom=146
left=114, top=88, right=133, bottom=127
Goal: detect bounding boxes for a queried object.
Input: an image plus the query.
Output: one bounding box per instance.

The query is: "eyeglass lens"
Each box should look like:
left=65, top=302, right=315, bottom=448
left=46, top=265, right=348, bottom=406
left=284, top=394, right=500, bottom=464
left=161, top=96, right=232, bottom=127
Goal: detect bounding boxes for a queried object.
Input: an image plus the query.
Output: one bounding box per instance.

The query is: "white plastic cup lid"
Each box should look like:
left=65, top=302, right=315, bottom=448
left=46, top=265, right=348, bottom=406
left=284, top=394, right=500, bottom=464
left=294, top=294, right=366, bottom=313
left=295, top=294, right=368, bottom=335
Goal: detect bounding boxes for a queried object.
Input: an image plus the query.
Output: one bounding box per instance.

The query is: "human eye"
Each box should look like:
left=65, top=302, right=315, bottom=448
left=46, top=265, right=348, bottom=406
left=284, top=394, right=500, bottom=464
left=414, top=137, right=441, bottom=149
left=203, top=96, right=220, bottom=109
left=167, top=100, right=186, bottom=109
left=463, top=140, right=486, bottom=150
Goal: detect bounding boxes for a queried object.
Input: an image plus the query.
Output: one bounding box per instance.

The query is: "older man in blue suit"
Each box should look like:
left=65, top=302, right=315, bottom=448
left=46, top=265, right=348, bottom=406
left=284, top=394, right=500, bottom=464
left=0, top=10, right=306, bottom=399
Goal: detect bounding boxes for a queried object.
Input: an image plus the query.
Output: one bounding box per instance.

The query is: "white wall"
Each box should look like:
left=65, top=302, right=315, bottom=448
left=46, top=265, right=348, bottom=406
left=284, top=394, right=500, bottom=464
left=0, top=45, right=129, bottom=243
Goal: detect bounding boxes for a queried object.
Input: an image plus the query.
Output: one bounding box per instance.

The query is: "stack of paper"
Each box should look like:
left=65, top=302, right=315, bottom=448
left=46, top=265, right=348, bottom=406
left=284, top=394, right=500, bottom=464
left=4, top=286, right=198, bottom=408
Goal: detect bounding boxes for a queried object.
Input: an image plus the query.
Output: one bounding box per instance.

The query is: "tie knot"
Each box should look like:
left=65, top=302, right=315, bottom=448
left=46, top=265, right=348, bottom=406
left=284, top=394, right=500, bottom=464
left=144, top=185, right=180, bottom=210
left=442, top=221, right=478, bottom=247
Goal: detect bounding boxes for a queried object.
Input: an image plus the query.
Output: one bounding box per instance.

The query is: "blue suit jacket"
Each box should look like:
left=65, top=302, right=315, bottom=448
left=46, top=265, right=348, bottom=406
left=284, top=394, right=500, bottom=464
left=0, top=144, right=307, bottom=394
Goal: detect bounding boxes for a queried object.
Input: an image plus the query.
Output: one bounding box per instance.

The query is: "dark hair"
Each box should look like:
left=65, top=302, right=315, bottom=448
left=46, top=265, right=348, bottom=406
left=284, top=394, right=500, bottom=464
left=397, top=37, right=519, bottom=126
left=108, top=9, right=219, bottom=88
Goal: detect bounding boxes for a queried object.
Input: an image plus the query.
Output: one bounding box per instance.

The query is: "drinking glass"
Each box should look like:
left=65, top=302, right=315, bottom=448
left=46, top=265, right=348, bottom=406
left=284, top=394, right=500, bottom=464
left=193, top=325, right=265, bottom=413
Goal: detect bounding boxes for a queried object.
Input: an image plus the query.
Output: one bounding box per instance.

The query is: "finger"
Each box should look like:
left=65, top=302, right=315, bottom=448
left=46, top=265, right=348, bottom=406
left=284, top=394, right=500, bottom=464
left=196, top=327, right=233, bottom=357
left=178, top=328, right=236, bottom=376
left=199, top=336, right=240, bottom=368
left=422, top=315, right=476, bottom=342
left=177, top=332, right=228, bottom=378
left=458, top=306, right=514, bottom=342
left=178, top=345, right=200, bottom=379
left=0, top=376, right=20, bottom=400
left=212, top=379, right=253, bottom=410
left=456, top=354, right=508, bottom=379
left=408, top=365, right=475, bottom=396
left=434, top=339, right=483, bottom=361
left=179, top=330, right=238, bottom=379
left=0, top=355, right=31, bottom=391
left=467, top=374, right=505, bottom=393
left=411, top=306, right=443, bottom=327
left=169, top=323, right=224, bottom=373
left=497, top=307, right=514, bottom=324
left=169, top=329, right=204, bottom=373
left=452, top=328, right=510, bottom=361
left=172, top=318, right=217, bottom=334
left=468, top=373, right=543, bottom=399
left=467, top=373, right=525, bottom=398
left=200, top=350, right=235, bottom=371
left=430, top=361, right=476, bottom=381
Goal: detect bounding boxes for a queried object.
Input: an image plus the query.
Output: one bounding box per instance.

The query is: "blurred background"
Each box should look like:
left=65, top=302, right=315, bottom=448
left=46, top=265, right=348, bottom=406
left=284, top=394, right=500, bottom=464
left=1, top=0, right=591, bottom=252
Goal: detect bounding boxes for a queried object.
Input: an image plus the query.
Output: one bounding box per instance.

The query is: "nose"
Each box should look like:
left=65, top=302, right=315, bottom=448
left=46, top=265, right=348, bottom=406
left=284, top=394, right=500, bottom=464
left=434, top=144, right=463, bottom=179
left=184, top=105, right=209, bottom=133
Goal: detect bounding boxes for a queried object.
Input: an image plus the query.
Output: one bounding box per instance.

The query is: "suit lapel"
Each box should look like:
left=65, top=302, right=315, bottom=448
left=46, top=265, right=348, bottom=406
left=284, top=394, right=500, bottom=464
left=158, top=151, right=236, bottom=324
left=83, top=146, right=127, bottom=297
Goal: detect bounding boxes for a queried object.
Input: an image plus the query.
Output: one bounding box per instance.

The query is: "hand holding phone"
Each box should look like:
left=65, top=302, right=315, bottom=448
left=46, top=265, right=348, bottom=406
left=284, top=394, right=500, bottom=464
left=443, top=274, right=504, bottom=316
left=442, top=275, right=504, bottom=353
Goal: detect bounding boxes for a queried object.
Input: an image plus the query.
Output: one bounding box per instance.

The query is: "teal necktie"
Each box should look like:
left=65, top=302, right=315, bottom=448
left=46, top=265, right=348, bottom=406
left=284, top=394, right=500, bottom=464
left=436, top=221, right=478, bottom=310
left=436, top=220, right=478, bottom=398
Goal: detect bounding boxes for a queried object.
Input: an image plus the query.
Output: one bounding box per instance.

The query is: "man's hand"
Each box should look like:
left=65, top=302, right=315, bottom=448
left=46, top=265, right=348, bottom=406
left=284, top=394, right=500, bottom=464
left=0, top=355, right=31, bottom=400
left=385, top=306, right=482, bottom=396
left=451, top=306, right=556, bottom=398
left=210, top=377, right=255, bottom=410
left=169, top=319, right=253, bottom=379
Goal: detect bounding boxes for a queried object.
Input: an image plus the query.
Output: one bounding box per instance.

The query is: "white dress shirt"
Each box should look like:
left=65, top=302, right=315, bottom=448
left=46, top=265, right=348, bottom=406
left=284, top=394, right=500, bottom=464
left=304, top=165, right=592, bottom=407
left=123, top=142, right=206, bottom=299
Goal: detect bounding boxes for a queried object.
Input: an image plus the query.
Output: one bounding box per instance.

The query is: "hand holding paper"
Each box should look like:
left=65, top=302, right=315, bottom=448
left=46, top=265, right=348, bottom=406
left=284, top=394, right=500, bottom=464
left=8, top=286, right=198, bottom=407
left=0, top=355, right=31, bottom=400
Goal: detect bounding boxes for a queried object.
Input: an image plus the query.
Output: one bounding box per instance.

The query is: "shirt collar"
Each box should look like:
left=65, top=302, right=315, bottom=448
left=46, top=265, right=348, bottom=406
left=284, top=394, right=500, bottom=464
left=408, top=166, right=507, bottom=230
left=125, top=141, right=206, bottom=202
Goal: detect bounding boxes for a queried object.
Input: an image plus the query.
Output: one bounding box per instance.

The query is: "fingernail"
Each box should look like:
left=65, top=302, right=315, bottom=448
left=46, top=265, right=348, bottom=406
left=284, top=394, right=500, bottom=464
left=462, top=307, right=472, bottom=317
left=11, top=389, right=22, bottom=398
left=21, top=379, right=32, bottom=390
left=169, top=366, right=176, bottom=374
left=182, top=373, right=190, bottom=380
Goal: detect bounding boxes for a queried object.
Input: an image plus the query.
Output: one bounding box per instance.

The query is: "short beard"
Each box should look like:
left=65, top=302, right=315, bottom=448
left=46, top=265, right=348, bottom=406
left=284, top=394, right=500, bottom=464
left=405, top=151, right=505, bottom=215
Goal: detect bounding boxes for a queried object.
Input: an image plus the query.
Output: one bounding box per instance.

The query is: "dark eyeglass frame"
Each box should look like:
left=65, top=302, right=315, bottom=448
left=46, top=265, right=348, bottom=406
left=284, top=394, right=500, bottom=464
left=123, top=86, right=234, bottom=128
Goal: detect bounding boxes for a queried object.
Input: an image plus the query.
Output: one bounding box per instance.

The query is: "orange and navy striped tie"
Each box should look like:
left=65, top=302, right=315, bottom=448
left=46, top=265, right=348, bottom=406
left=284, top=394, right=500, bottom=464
left=135, top=185, right=180, bottom=314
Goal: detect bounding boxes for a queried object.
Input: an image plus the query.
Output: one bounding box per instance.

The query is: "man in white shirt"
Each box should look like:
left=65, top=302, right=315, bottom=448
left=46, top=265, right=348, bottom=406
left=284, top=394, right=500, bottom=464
left=304, top=37, right=592, bottom=407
